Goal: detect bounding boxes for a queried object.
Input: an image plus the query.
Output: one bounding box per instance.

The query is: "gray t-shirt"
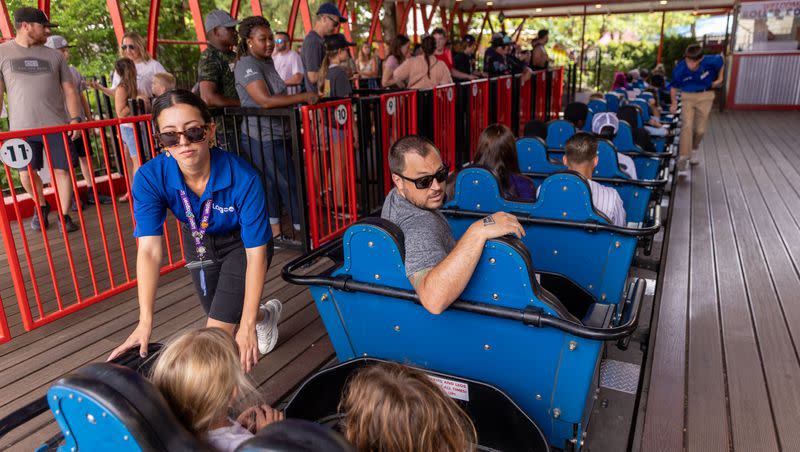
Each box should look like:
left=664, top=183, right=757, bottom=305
left=381, top=189, right=456, bottom=278
left=324, top=65, right=352, bottom=98
left=0, top=41, right=70, bottom=130
left=234, top=55, right=289, bottom=140
left=301, top=31, right=324, bottom=93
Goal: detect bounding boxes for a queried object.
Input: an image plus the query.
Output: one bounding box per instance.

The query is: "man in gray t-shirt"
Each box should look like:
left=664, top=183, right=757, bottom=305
left=381, top=136, right=524, bottom=315
left=302, top=3, right=347, bottom=93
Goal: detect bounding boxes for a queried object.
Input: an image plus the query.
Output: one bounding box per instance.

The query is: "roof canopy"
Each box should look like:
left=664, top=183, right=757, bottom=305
left=455, top=0, right=735, bottom=15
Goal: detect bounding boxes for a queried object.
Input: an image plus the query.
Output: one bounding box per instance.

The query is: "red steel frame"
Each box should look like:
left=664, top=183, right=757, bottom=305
left=380, top=90, right=418, bottom=194
left=534, top=70, right=548, bottom=121
left=495, top=75, right=513, bottom=129
left=518, top=75, right=532, bottom=134
left=468, top=79, right=489, bottom=160
left=550, top=67, right=564, bottom=120
left=301, top=99, right=359, bottom=249
left=0, top=117, right=186, bottom=333
left=0, top=292, right=9, bottom=344
left=433, top=84, right=457, bottom=169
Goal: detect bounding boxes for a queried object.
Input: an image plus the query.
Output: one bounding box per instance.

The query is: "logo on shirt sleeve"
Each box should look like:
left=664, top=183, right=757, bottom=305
left=244, top=68, right=257, bottom=78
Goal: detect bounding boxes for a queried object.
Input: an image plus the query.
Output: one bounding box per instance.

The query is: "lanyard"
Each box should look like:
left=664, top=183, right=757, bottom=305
left=179, top=189, right=213, bottom=295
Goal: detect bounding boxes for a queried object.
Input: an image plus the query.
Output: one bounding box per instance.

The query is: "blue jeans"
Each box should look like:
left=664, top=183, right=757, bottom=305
left=239, top=134, right=301, bottom=225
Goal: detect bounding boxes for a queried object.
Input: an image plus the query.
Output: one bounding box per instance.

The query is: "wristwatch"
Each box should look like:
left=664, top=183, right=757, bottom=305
left=69, top=116, right=84, bottom=123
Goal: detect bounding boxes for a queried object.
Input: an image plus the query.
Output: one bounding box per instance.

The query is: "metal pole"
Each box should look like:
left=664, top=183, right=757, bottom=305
left=657, top=11, right=666, bottom=64
left=578, top=5, right=586, bottom=91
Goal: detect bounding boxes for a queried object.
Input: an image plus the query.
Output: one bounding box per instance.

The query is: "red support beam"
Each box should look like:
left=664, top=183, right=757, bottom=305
left=0, top=0, right=14, bottom=39
left=251, top=0, right=263, bottom=17
left=187, top=0, right=207, bottom=52
left=230, top=0, right=240, bottom=19
left=421, top=0, right=439, bottom=34
left=459, top=6, right=476, bottom=37
left=288, top=0, right=300, bottom=43
left=37, top=0, right=49, bottom=18
left=106, top=0, right=125, bottom=46
left=300, top=0, right=313, bottom=34
left=477, top=11, right=489, bottom=45
left=513, top=17, right=526, bottom=43
left=338, top=0, right=355, bottom=57
left=367, top=0, right=385, bottom=58
left=146, top=0, right=160, bottom=58
left=412, top=2, right=418, bottom=42
left=657, top=11, right=666, bottom=64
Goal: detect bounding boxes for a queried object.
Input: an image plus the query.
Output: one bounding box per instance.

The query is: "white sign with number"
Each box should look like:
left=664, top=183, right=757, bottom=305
left=386, top=98, right=396, bottom=116
left=1, top=138, right=34, bottom=169
left=506, top=78, right=512, bottom=89
left=472, top=84, right=479, bottom=96
left=447, top=88, right=454, bottom=102
left=334, top=105, right=348, bottom=125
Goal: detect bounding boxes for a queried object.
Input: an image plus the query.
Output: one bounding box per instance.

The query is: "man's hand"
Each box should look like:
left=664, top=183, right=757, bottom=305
left=237, top=405, right=284, bottom=433
left=473, top=212, right=525, bottom=241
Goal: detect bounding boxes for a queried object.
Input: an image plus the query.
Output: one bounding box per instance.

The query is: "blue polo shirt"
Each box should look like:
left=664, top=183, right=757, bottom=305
left=671, top=54, right=723, bottom=93
left=132, top=147, right=271, bottom=248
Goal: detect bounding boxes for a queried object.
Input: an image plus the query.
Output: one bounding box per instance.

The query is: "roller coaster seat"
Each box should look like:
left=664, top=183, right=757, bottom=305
left=614, top=121, right=662, bottom=180
left=443, top=168, right=639, bottom=317
left=305, top=218, right=612, bottom=449
left=587, top=99, right=607, bottom=114
left=235, top=419, right=354, bottom=452
left=604, top=93, right=621, bottom=112
left=545, top=119, right=575, bottom=150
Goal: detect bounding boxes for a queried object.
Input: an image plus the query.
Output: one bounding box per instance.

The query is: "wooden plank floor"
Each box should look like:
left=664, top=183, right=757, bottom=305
left=639, top=110, right=800, bottom=451
left=0, top=206, right=334, bottom=451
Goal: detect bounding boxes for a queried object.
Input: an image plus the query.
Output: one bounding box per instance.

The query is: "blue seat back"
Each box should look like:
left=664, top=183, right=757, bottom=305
left=445, top=169, right=637, bottom=314
left=594, top=140, right=629, bottom=180
left=613, top=121, right=660, bottom=180
left=516, top=137, right=565, bottom=174
left=631, top=99, right=651, bottom=122
left=587, top=99, right=607, bottom=114
left=583, top=109, right=595, bottom=132
left=604, top=93, right=620, bottom=112
left=546, top=119, right=575, bottom=150
left=309, top=218, right=603, bottom=448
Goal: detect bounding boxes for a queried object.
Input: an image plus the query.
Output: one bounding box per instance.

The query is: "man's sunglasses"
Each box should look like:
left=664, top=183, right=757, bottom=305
left=121, top=44, right=136, bottom=50
left=155, top=125, right=209, bottom=148
left=275, top=38, right=286, bottom=44
left=395, top=164, right=449, bottom=190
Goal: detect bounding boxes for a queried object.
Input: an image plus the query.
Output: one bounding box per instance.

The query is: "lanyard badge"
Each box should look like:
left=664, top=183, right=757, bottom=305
left=179, top=190, right=213, bottom=296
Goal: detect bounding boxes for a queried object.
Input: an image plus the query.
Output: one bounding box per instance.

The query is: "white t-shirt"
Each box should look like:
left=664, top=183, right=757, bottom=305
left=205, top=419, right=254, bottom=452
left=111, top=58, right=166, bottom=98
left=272, top=50, right=304, bottom=95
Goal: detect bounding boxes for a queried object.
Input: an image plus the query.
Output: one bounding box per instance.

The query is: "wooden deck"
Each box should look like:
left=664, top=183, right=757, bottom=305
left=0, top=204, right=332, bottom=450
left=638, top=110, right=800, bottom=452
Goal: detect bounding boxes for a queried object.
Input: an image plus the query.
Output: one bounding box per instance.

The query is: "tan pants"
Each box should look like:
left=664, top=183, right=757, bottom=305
left=678, top=90, right=715, bottom=159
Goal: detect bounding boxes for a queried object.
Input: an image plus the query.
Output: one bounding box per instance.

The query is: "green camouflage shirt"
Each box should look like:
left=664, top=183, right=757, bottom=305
left=197, top=45, right=238, bottom=100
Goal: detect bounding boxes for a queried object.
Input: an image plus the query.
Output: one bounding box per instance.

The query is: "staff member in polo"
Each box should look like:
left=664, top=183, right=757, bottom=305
left=670, top=43, right=724, bottom=169
left=109, top=90, right=279, bottom=372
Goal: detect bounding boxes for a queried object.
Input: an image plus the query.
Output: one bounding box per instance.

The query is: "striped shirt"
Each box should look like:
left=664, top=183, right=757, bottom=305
left=536, top=178, right=627, bottom=227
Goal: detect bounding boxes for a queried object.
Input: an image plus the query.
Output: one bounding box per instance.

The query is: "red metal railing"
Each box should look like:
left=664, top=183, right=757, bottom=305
left=518, top=75, right=532, bottom=133
left=534, top=70, right=548, bottom=122
left=433, top=84, right=457, bottom=169
left=0, top=292, right=9, bottom=344
left=380, top=90, right=418, bottom=194
left=301, top=99, right=359, bottom=249
left=468, top=79, right=489, bottom=160
left=495, top=75, right=513, bottom=129
left=550, top=67, right=565, bottom=120
left=0, top=116, right=186, bottom=335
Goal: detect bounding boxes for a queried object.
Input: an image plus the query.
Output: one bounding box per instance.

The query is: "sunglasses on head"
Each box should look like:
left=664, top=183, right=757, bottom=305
left=395, top=164, right=449, bottom=190
left=155, top=125, right=209, bottom=148
left=121, top=44, right=136, bottom=50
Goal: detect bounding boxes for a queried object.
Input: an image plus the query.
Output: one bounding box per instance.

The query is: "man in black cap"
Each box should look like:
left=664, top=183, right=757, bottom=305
left=452, top=35, right=483, bottom=82
left=198, top=9, right=240, bottom=108
left=0, top=7, right=84, bottom=232
left=302, top=3, right=347, bottom=94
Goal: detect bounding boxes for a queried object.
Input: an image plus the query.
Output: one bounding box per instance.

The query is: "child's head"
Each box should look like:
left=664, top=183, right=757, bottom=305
left=341, top=362, right=477, bottom=452
left=150, top=328, right=257, bottom=435
left=563, top=132, right=599, bottom=173
left=152, top=72, right=177, bottom=97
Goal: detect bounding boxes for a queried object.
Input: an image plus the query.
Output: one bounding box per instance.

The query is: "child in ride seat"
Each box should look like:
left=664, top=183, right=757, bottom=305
left=151, top=328, right=283, bottom=452
left=341, top=362, right=477, bottom=452
left=591, top=112, right=638, bottom=179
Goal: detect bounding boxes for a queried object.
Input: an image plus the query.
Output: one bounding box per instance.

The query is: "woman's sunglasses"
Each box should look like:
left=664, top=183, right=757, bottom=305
left=155, top=125, right=209, bottom=148
left=395, top=164, right=449, bottom=190
left=121, top=44, right=136, bottom=50
left=275, top=38, right=286, bottom=44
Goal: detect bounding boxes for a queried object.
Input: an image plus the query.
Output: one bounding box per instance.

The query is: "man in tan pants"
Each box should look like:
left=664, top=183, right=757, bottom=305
left=670, top=44, right=724, bottom=170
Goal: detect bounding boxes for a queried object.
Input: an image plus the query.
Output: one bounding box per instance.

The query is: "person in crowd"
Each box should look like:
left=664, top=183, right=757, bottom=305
left=629, top=69, right=646, bottom=90
left=559, top=133, right=626, bottom=226
left=272, top=32, right=305, bottom=95
left=391, top=35, right=453, bottom=90
left=564, top=102, right=589, bottom=131
left=670, top=43, right=724, bottom=169
left=151, top=328, right=284, bottom=451
left=431, top=28, right=453, bottom=70
left=341, top=362, right=477, bottom=452
left=45, top=34, right=113, bottom=208
left=114, top=58, right=144, bottom=202
left=197, top=10, right=240, bottom=108
left=0, top=7, right=84, bottom=232
left=523, top=119, right=547, bottom=140
left=484, top=33, right=511, bottom=76
left=339, top=48, right=358, bottom=80
left=531, top=29, right=550, bottom=70
left=411, top=43, right=424, bottom=57
left=319, top=34, right=355, bottom=98
left=382, top=135, right=524, bottom=314
left=233, top=16, right=318, bottom=239
left=474, top=124, right=535, bottom=201
left=302, top=3, right=347, bottom=94
left=591, top=112, right=638, bottom=180
left=91, top=32, right=166, bottom=100
left=381, top=34, right=411, bottom=88
left=517, top=48, right=532, bottom=67
left=356, top=41, right=379, bottom=89
left=611, top=71, right=628, bottom=91
left=452, top=35, right=484, bottom=82
left=109, top=90, right=281, bottom=371
left=152, top=72, right=176, bottom=97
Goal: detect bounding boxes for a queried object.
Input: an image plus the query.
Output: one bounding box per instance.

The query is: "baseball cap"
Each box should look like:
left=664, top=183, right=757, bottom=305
left=317, top=3, right=347, bottom=23
left=14, top=7, right=58, bottom=27
left=462, top=35, right=476, bottom=44
left=204, top=9, right=238, bottom=32
left=592, top=112, right=620, bottom=135
left=45, top=35, right=69, bottom=49
left=324, top=33, right=355, bottom=51
left=491, top=33, right=512, bottom=47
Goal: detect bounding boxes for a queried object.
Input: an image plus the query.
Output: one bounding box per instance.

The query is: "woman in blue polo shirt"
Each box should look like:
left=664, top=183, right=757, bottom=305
left=669, top=44, right=724, bottom=169
left=108, top=90, right=277, bottom=372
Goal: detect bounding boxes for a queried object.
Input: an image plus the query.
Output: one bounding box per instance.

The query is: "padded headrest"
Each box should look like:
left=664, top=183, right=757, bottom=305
left=594, top=139, right=630, bottom=180
left=235, top=419, right=354, bottom=452
left=546, top=119, right=576, bottom=149
left=337, top=218, right=411, bottom=289
left=516, top=138, right=565, bottom=174
left=530, top=171, right=612, bottom=224
left=51, top=362, right=209, bottom=451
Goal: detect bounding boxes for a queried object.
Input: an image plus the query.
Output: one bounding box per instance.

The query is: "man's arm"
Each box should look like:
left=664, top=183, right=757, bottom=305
left=0, top=79, right=5, bottom=109
left=712, top=59, right=725, bottom=88
left=63, top=81, right=83, bottom=139
left=199, top=81, right=240, bottom=107
left=284, top=73, right=304, bottom=86
left=410, top=212, right=524, bottom=315
left=451, top=68, right=476, bottom=80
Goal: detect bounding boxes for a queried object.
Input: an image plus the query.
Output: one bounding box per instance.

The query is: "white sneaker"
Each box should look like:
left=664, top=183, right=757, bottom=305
left=256, top=299, right=282, bottom=354
left=689, top=151, right=700, bottom=166
left=677, top=157, right=689, bottom=172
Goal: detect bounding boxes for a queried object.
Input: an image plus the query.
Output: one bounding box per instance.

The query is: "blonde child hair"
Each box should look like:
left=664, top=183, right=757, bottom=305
left=152, top=72, right=177, bottom=94
left=341, top=362, right=477, bottom=452
left=150, top=328, right=260, bottom=435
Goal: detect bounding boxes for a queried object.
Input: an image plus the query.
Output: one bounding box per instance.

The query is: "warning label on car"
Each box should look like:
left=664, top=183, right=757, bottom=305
left=428, top=375, right=470, bottom=402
